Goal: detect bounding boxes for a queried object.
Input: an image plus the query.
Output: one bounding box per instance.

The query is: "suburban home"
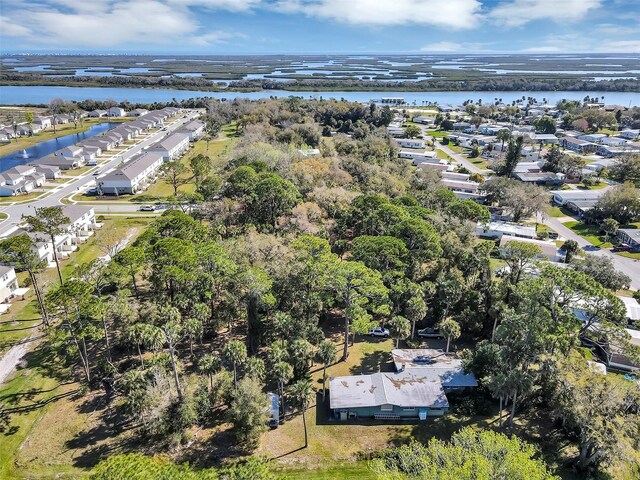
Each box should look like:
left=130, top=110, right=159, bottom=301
left=416, top=161, right=452, bottom=172
left=63, top=205, right=100, bottom=244
left=55, top=114, right=71, bottom=125
left=597, top=143, right=640, bottom=157
left=412, top=115, right=435, bottom=125
left=550, top=189, right=606, bottom=216
left=441, top=177, right=481, bottom=199
left=0, top=166, right=45, bottom=196
left=79, top=143, right=103, bottom=158
left=585, top=326, right=640, bottom=372
left=329, top=370, right=449, bottom=421
left=532, top=133, right=559, bottom=144
left=619, top=129, right=639, bottom=140
left=476, top=221, right=537, bottom=240
left=386, top=126, right=405, bottom=137
left=57, top=145, right=85, bottom=161
left=579, top=133, right=607, bottom=143
left=107, top=107, right=126, bottom=117
left=514, top=161, right=543, bottom=173
left=33, top=154, right=84, bottom=170
left=128, top=108, right=149, bottom=117
left=512, top=171, right=565, bottom=186
left=97, top=151, right=165, bottom=195
left=453, top=122, right=471, bottom=131
left=177, top=120, right=205, bottom=141
left=83, top=137, right=114, bottom=152
left=561, top=137, right=598, bottom=153
left=0, top=266, right=20, bottom=305
left=35, top=164, right=61, bottom=179
left=500, top=236, right=565, bottom=262
left=616, top=229, right=640, bottom=252
left=88, top=110, right=107, bottom=118
left=149, top=132, right=190, bottom=161
left=618, top=296, right=640, bottom=326
left=33, top=117, right=52, bottom=129
left=396, top=138, right=425, bottom=149
left=390, top=349, right=478, bottom=391
left=600, top=136, right=627, bottom=146
left=401, top=150, right=437, bottom=161
left=583, top=158, right=618, bottom=175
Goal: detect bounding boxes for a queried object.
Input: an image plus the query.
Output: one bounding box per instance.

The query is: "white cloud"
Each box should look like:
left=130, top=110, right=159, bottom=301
left=420, top=41, right=463, bottom=52
left=0, top=0, right=249, bottom=49
left=490, top=0, right=602, bottom=28
left=273, top=0, right=483, bottom=29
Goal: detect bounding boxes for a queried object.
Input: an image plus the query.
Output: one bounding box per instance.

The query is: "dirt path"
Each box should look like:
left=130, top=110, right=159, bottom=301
left=0, top=335, right=36, bottom=385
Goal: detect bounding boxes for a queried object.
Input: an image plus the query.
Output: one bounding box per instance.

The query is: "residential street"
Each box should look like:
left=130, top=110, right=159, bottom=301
left=543, top=215, right=640, bottom=290
left=0, top=110, right=199, bottom=237
left=434, top=140, right=488, bottom=175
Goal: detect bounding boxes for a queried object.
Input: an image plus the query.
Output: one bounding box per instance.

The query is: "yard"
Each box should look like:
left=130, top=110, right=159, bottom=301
left=563, top=221, right=613, bottom=248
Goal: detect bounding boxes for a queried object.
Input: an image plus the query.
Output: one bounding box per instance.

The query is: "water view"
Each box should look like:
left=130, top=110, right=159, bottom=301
left=0, top=122, right=117, bottom=172
left=2, top=85, right=640, bottom=107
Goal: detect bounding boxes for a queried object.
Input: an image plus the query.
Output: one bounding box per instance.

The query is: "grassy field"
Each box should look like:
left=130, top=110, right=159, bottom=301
left=563, top=221, right=613, bottom=248
left=426, top=130, right=449, bottom=139
left=435, top=149, right=454, bottom=161
left=547, top=206, right=575, bottom=218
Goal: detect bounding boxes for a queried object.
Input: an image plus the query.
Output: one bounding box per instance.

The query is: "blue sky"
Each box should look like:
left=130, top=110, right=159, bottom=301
left=1, top=0, right=639, bottom=54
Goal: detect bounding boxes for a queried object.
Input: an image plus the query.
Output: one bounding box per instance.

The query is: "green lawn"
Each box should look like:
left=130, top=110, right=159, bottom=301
left=563, top=221, right=613, bottom=248
left=0, top=193, right=41, bottom=204
left=0, top=212, right=8, bottom=220
left=426, top=130, right=449, bottom=139
left=577, top=182, right=608, bottom=190
left=435, top=149, right=454, bottom=161
left=547, top=206, right=575, bottom=218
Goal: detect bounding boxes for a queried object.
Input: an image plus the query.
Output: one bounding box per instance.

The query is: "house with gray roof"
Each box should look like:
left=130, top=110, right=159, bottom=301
left=149, top=132, right=190, bottom=161
left=97, top=152, right=165, bottom=195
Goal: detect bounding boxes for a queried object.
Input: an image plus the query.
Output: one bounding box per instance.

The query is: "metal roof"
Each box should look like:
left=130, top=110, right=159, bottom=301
left=329, top=369, right=449, bottom=410
left=391, top=349, right=478, bottom=389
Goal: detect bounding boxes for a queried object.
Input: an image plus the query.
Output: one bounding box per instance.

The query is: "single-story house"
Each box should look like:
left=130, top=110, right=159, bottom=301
left=390, top=349, right=478, bottom=390
left=88, top=110, right=107, bottom=118
left=396, top=138, right=425, bottom=149
left=298, top=148, right=320, bottom=157
left=476, top=221, right=537, bottom=240
left=618, top=296, right=640, bottom=325
left=416, top=161, right=452, bottom=172
left=401, top=150, right=437, bottom=161
left=330, top=369, right=449, bottom=421
left=579, top=133, right=607, bottom=143
left=532, top=134, right=559, bottom=144
left=512, top=171, right=565, bottom=186
left=600, top=136, right=627, bottom=146
left=597, top=143, right=640, bottom=157
left=616, top=229, right=640, bottom=252
left=412, top=116, right=435, bottom=125
left=387, top=126, right=405, bottom=137
left=550, top=189, right=606, bottom=216
left=561, top=137, right=598, bottom=154
left=619, top=129, right=639, bottom=140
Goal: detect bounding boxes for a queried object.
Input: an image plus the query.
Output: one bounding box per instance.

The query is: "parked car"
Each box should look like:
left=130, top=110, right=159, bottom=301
left=139, top=205, right=155, bottom=212
left=417, top=327, right=444, bottom=339
left=368, top=326, right=390, bottom=338
left=612, top=244, right=631, bottom=252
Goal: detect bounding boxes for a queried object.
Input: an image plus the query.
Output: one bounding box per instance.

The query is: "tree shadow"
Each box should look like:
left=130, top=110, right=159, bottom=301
left=349, top=349, right=394, bottom=375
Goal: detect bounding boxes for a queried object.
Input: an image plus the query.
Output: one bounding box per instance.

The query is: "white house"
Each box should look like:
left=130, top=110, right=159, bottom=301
left=0, top=166, right=45, bottom=197
left=88, top=110, right=107, bottom=118
left=600, top=136, right=627, bottom=146
left=0, top=266, right=20, bottom=304
left=33, top=117, right=52, bottom=130
left=550, top=189, right=606, bottom=216
left=619, top=129, right=639, bottom=140
left=177, top=120, right=205, bottom=141
left=401, top=150, right=437, bottom=161
left=97, top=152, right=165, bottom=195
left=128, top=108, right=149, bottom=117
left=387, top=126, right=405, bottom=137
left=412, top=116, right=435, bottom=125
left=476, top=221, right=537, bottom=240
left=63, top=205, right=99, bottom=244
left=149, top=132, right=190, bottom=162
left=396, top=138, right=425, bottom=149
left=107, top=107, right=126, bottom=117
left=499, top=236, right=565, bottom=262
left=578, top=133, right=607, bottom=143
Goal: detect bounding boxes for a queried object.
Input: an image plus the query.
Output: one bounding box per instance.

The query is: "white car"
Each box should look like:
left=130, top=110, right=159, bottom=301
left=139, top=205, right=155, bottom=212
left=368, top=326, right=390, bottom=338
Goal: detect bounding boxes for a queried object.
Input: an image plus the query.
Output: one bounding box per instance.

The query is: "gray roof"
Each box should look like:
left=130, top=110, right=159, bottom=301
left=152, top=132, right=189, bottom=152
left=100, top=152, right=164, bottom=181
left=0, top=265, right=13, bottom=276
left=62, top=205, right=93, bottom=224
left=330, top=370, right=449, bottom=410
left=391, top=349, right=478, bottom=388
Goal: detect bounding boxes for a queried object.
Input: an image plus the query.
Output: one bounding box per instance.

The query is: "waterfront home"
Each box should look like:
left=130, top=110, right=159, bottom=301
left=0, top=165, right=45, bottom=196
left=561, top=136, right=598, bottom=153
left=35, top=164, right=61, bottom=179
left=33, top=117, right=52, bottom=130
left=476, top=221, right=537, bottom=240
left=82, top=137, right=115, bottom=152
left=330, top=370, right=449, bottom=421
left=107, top=107, right=126, bottom=117
left=149, top=132, right=190, bottom=162
left=0, top=266, right=20, bottom=305
left=88, top=110, right=107, bottom=118
left=33, top=154, right=83, bottom=170
left=55, top=115, right=71, bottom=125
left=57, top=145, right=85, bottom=161
left=97, top=152, right=165, bottom=195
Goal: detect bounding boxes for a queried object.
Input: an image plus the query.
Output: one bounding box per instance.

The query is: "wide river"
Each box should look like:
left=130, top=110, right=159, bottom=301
left=1, top=86, right=639, bottom=106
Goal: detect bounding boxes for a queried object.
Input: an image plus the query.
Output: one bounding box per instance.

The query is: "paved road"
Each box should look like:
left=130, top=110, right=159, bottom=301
left=543, top=215, right=640, bottom=290
left=0, top=111, right=199, bottom=237
left=435, top=140, right=487, bottom=175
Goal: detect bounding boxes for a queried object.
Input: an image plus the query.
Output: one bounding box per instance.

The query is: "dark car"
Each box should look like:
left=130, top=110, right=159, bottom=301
left=417, top=327, right=444, bottom=339
left=612, top=244, right=631, bottom=252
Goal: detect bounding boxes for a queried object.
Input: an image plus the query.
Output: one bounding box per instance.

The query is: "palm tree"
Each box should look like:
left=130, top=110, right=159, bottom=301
left=197, top=353, right=221, bottom=390
left=388, top=315, right=411, bottom=348
left=222, top=340, right=247, bottom=388
left=289, top=379, right=314, bottom=448
left=274, top=361, right=293, bottom=422
left=316, top=341, right=337, bottom=401
left=438, top=317, right=461, bottom=354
